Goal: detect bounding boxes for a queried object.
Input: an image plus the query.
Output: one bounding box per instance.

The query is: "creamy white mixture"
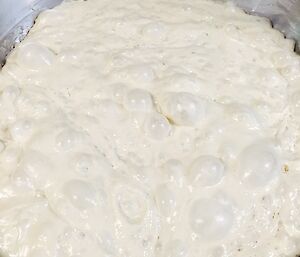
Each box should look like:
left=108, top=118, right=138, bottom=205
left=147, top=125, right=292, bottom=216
left=1, top=0, right=300, bottom=256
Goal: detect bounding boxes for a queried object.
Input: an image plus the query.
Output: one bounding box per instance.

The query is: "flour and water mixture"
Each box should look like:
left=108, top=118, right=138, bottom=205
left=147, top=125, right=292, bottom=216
left=0, top=0, right=300, bottom=256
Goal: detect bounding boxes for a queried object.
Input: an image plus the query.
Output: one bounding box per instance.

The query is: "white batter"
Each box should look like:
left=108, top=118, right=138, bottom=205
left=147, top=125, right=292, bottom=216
left=0, top=0, right=300, bottom=256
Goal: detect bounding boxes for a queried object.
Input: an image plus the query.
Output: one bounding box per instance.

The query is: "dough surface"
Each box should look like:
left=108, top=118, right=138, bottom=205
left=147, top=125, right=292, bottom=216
left=0, top=0, right=300, bottom=256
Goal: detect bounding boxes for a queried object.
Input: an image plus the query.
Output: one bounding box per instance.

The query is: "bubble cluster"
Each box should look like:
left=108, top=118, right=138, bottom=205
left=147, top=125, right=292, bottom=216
left=0, top=0, right=297, bottom=256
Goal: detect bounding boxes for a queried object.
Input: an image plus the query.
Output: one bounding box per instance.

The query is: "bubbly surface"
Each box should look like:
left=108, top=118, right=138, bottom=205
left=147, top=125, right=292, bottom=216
left=0, top=0, right=300, bottom=256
